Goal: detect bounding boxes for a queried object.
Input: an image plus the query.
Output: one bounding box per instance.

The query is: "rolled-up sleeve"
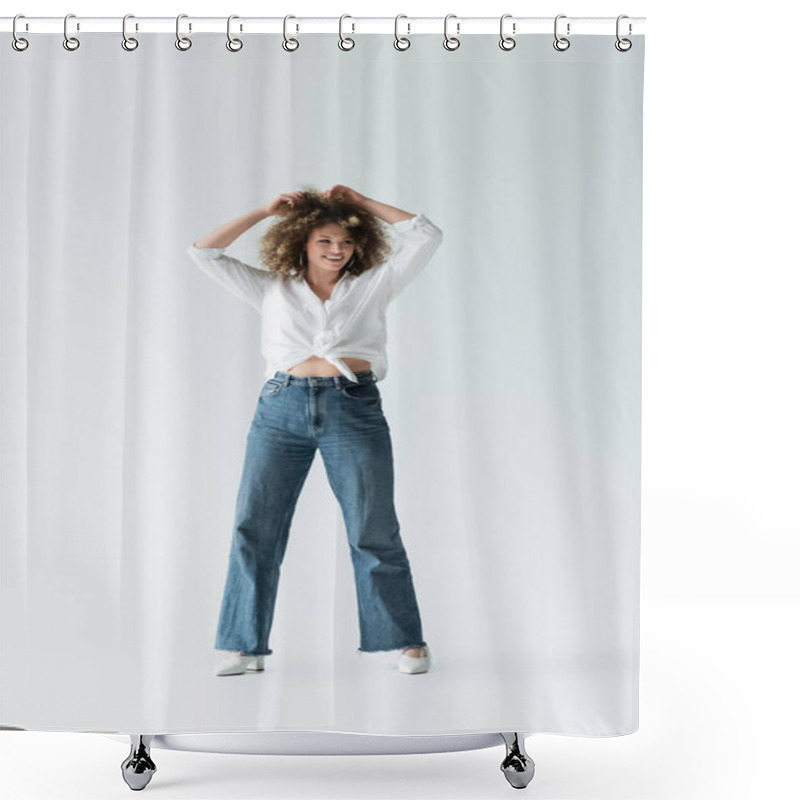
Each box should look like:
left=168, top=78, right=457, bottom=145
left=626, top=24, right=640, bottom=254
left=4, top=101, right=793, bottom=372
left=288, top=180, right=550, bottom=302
left=186, top=244, right=271, bottom=312
left=386, top=214, right=444, bottom=302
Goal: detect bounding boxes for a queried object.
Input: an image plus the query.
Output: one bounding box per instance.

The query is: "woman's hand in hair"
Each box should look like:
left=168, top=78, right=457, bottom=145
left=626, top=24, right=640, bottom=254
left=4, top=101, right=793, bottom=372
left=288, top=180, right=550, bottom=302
left=262, top=192, right=304, bottom=217
left=324, top=185, right=368, bottom=206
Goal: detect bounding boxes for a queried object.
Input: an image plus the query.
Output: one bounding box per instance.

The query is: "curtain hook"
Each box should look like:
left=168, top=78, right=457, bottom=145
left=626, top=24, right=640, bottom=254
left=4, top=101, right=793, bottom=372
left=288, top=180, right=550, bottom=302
left=553, top=14, right=570, bottom=51
left=226, top=14, right=243, bottom=52
left=339, top=14, right=355, bottom=51
left=394, top=14, right=410, bottom=51
left=121, top=14, right=138, bottom=51
left=443, top=13, right=460, bottom=51
left=12, top=14, right=29, bottom=51
left=176, top=13, right=192, bottom=51
left=283, top=15, right=299, bottom=51
left=63, top=13, right=80, bottom=51
left=615, top=14, right=633, bottom=52
left=499, top=13, right=516, bottom=51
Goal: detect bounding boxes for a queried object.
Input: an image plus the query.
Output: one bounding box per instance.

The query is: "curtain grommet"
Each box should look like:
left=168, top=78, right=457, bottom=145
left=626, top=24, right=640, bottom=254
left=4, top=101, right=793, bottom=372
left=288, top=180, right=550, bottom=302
left=499, top=14, right=516, bottom=51
left=226, top=14, right=243, bottom=52
left=339, top=15, right=355, bottom=51
left=553, top=14, right=570, bottom=51
left=394, top=14, right=410, bottom=51
left=283, top=15, right=299, bottom=51
left=443, top=14, right=460, bottom=51
left=175, top=14, right=192, bottom=51
left=12, top=14, right=29, bottom=51
left=121, top=14, right=138, bottom=51
left=615, top=15, right=633, bottom=51
left=63, top=13, right=80, bottom=51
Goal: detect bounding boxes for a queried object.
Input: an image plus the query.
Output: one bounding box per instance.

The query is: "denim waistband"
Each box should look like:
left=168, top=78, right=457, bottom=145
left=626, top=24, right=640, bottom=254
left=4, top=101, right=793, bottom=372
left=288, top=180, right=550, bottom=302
left=272, top=370, right=376, bottom=387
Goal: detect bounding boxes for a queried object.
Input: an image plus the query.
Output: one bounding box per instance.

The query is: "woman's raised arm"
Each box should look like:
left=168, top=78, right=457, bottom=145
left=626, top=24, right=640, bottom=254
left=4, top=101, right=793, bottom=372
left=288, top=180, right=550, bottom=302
left=193, top=193, right=304, bottom=249
left=324, top=185, right=415, bottom=225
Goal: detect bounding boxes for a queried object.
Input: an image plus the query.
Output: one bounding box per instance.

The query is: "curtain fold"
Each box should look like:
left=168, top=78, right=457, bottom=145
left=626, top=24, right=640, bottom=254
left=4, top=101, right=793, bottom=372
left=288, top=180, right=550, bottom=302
left=1, top=31, right=644, bottom=736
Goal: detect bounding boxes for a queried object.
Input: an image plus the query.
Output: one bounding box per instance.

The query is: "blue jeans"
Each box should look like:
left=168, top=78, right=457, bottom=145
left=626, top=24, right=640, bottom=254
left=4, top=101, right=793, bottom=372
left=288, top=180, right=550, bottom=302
left=215, top=370, right=427, bottom=656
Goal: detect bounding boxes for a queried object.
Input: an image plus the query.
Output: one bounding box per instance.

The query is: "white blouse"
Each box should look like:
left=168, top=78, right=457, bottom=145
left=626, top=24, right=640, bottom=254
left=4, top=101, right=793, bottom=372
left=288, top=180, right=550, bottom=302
left=186, top=214, right=443, bottom=383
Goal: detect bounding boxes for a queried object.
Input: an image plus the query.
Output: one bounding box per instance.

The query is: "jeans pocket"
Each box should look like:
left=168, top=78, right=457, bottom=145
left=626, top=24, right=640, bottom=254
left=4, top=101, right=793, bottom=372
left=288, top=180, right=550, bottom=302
left=262, top=378, right=285, bottom=398
left=341, top=382, right=380, bottom=404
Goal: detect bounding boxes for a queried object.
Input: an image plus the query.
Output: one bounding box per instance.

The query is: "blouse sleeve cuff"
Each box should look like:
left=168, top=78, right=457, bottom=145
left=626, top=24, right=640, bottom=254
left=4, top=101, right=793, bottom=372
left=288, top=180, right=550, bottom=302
left=187, top=243, right=226, bottom=258
left=390, top=214, right=425, bottom=233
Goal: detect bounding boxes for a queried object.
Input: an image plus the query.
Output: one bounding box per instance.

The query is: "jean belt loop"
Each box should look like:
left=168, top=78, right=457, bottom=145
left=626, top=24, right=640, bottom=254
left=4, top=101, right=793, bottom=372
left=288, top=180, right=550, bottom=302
left=334, top=375, right=341, bottom=389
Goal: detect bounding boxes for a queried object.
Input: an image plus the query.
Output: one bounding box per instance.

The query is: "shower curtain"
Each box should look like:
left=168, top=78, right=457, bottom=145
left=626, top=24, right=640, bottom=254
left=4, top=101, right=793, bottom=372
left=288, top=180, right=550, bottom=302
left=1, top=27, right=644, bottom=737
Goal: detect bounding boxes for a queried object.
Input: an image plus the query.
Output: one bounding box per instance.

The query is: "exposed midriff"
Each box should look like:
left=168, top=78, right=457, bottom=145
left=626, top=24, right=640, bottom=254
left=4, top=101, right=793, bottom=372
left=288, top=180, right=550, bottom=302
left=286, top=356, right=372, bottom=378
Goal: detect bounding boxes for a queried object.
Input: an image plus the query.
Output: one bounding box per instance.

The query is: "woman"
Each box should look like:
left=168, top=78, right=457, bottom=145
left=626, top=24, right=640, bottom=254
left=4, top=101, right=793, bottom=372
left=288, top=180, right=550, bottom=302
left=186, top=186, right=444, bottom=677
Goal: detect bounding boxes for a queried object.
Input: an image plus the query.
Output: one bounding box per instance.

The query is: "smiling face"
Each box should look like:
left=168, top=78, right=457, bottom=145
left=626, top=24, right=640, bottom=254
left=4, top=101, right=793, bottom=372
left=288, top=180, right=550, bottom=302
left=304, top=223, right=356, bottom=278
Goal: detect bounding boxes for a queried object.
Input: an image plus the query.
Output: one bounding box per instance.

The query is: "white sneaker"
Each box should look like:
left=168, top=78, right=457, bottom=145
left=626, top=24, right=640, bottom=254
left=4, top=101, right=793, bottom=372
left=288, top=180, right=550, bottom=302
left=214, top=651, right=266, bottom=676
left=398, top=646, right=431, bottom=674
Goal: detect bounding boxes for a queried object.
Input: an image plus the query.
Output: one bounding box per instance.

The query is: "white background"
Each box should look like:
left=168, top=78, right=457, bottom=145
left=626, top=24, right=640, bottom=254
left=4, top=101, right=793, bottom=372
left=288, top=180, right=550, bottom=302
left=1, top=1, right=797, bottom=798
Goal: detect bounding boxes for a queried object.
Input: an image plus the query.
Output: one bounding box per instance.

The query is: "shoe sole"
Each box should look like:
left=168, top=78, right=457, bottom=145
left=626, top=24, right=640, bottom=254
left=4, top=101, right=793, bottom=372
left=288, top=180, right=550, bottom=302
left=214, top=657, right=266, bottom=676
left=216, top=665, right=265, bottom=673
left=398, top=658, right=431, bottom=674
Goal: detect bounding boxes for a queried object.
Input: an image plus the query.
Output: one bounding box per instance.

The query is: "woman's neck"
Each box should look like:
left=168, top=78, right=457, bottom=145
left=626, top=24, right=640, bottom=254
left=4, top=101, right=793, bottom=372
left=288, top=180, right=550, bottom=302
left=305, top=269, right=341, bottom=289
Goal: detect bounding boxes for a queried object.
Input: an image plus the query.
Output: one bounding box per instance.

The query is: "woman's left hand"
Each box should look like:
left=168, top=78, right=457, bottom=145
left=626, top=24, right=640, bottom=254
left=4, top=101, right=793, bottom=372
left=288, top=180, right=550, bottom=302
left=324, top=185, right=368, bottom=206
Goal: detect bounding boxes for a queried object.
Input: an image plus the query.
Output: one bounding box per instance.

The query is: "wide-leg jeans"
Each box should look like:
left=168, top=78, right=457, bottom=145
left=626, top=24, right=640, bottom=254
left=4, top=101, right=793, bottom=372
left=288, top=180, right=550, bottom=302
left=214, top=370, right=427, bottom=657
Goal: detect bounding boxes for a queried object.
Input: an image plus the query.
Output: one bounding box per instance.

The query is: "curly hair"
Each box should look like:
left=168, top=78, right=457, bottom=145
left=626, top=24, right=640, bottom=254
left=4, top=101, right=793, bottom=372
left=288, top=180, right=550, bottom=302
left=257, top=185, right=393, bottom=281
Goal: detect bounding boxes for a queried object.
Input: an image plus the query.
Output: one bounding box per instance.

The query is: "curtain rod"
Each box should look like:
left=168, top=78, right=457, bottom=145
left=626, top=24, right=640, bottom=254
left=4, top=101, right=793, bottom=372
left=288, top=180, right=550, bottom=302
left=2, top=16, right=646, bottom=36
